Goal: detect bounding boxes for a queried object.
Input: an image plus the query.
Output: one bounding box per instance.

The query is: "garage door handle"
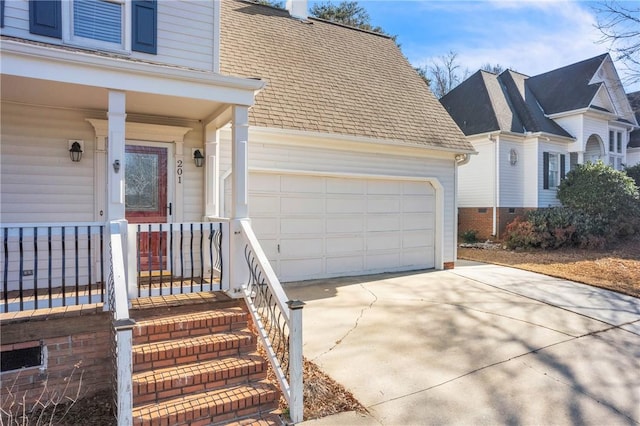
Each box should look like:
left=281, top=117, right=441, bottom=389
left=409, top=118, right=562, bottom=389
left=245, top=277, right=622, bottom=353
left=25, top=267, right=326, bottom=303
left=277, top=244, right=280, bottom=253
left=167, top=203, right=172, bottom=216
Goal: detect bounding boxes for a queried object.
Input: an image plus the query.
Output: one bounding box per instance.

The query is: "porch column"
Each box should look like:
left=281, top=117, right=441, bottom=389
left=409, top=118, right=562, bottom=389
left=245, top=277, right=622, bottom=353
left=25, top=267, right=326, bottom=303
left=231, top=105, right=249, bottom=219
left=204, top=124, right=220, bottom=218
left=229, top=105, right=250, bottom=296
left=107, top=91, right=127, bottom=222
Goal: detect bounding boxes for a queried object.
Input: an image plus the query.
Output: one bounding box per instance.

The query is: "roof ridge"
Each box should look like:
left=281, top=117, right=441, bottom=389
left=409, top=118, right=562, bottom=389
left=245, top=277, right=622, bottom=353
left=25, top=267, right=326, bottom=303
left=308, top=16, right=392, bottom=39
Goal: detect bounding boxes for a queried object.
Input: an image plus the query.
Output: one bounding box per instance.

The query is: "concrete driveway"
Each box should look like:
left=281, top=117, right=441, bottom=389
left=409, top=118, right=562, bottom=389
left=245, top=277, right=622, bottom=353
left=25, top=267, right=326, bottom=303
left=285, top=260, right=640, bottom=425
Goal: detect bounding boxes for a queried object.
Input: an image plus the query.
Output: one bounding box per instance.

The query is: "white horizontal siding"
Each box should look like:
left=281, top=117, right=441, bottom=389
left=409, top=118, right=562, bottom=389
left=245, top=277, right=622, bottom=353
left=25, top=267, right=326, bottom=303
left=1, top=103, right=96, bottom=223
left=0, top=1, right=215, bottom=71
left=219, top=128, right=458, bottom=264
left=499, top=139, right=524, bottom=207
left=522, top=139, right=539, bottom=207
left=458, top=141, right=495, bottom=207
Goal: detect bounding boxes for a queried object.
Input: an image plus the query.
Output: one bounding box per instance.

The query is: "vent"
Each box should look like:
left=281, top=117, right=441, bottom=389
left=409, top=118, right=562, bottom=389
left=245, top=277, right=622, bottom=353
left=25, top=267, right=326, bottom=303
left=1, top=344, right=42, bottom=372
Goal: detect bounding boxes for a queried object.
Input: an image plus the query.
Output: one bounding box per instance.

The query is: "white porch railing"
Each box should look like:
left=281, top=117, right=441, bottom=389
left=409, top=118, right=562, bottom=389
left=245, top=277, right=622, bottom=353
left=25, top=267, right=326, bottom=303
left=107, top=220, right=134, bottom=426
left=239, top=220, right=305, bottom=424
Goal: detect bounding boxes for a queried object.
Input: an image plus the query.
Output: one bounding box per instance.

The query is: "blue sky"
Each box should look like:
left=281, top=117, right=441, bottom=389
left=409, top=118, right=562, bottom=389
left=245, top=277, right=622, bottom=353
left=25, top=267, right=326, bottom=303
left=308, top=1, right=640, bottom=92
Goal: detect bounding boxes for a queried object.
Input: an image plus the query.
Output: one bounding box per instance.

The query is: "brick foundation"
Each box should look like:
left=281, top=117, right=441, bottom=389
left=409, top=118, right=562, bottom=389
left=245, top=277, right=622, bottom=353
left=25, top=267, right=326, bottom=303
left=443, top=262, right=455, bottom=270
left=459, top=207, right=535, bottom=240
left=0, top=306, right=112, bottom=414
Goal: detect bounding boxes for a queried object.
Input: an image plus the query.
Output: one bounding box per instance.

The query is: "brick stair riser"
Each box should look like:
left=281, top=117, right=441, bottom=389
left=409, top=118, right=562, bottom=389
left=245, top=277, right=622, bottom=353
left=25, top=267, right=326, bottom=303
left=133, top=358, right=267, bottom=404
left=133, top=333, right=255, bottom=373
left=132, top=383, right=279, bottom=426
left=133, top=312, right=248, bottom=345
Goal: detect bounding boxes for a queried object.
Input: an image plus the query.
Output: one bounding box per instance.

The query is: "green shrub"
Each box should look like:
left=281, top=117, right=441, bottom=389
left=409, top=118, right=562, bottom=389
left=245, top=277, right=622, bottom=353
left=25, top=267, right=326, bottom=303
left=624, top=163, right=640, bottom=189
left=460, top=229, right=479, bottom=244
left=557, top=161, right=639, bottom=220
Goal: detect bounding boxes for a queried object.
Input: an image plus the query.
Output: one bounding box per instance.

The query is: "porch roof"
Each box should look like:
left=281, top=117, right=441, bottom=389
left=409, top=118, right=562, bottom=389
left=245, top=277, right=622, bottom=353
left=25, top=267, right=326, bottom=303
left=0, top=36, right=264, bottom=121
left=219, top=0, right=473, bottom=153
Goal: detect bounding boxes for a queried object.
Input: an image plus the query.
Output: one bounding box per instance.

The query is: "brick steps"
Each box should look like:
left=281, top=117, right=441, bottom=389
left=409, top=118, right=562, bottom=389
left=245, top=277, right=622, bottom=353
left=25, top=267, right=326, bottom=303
left=132, top=354, right=267, bottom=404
left=130, top=296, right=282, bottom=426
left=131, top=381, right=279, bottom=426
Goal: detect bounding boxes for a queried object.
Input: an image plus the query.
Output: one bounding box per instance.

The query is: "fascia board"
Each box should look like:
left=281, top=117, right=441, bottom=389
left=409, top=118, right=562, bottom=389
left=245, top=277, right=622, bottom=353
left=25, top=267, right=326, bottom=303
left=247, top=125, right=477, bottom=156
left=0, top=39, right=264, bottom=106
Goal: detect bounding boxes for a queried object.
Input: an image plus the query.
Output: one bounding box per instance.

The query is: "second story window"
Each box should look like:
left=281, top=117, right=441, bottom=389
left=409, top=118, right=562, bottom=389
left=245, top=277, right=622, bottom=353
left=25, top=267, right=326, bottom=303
left=72, top=0, right=124, bottom=48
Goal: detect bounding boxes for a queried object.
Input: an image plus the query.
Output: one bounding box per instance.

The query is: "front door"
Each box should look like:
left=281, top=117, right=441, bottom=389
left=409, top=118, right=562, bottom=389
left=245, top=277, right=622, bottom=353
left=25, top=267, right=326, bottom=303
left=125, top=144, right=170, bottom=271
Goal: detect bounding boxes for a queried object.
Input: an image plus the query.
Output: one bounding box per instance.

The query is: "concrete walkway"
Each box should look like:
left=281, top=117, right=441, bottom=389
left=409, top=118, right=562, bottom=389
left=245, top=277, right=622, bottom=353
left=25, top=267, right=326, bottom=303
left=286, top=261, right=640, bottom=425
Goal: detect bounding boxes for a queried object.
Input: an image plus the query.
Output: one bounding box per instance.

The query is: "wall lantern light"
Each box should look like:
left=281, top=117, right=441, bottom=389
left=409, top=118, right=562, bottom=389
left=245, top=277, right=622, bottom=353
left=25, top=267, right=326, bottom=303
left=69, top=140, right=83, bottom=162
left=193, top=149, right=204, bottom=168
left=113, top=160, right=121, bottom=173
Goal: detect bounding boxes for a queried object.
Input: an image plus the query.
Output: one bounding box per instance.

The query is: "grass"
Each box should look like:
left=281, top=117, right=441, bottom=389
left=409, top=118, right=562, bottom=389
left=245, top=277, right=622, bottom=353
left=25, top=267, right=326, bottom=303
left=458, top=235, right=640, bottom=298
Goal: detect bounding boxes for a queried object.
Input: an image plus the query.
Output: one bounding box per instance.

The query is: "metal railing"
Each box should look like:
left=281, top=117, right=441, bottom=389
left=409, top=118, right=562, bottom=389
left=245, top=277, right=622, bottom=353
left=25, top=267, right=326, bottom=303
left=1, top=223, right=106, bottom=313
left=129, top=222, right=224, bottom=298
left=239, top=220, right=304, bottom=423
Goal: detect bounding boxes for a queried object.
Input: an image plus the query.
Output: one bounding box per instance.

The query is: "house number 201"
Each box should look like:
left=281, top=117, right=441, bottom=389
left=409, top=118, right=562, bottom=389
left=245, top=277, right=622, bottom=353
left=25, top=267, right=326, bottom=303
left=177, top=160, right=183, bottom=184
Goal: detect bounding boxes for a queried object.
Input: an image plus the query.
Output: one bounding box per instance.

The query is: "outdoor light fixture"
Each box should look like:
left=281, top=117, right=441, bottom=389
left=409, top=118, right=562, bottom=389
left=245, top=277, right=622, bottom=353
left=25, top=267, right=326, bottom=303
left=69, top=141, right=83, bottom=162
left=113, top=160, right=120, bottom=173
left=193, top=149, right=204, bottom=168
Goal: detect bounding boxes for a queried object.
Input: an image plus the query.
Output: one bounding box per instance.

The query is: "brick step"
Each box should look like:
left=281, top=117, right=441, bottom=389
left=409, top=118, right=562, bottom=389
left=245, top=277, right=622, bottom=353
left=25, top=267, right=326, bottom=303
left=223, top=412, right=285, bottom=426
left=133, top=330, right=255, bottom=373
left=133, top=307, right=248, bottom=344
left=133, top=354, right=268, bottom=405
left=132, top=381, right=280, bottom=426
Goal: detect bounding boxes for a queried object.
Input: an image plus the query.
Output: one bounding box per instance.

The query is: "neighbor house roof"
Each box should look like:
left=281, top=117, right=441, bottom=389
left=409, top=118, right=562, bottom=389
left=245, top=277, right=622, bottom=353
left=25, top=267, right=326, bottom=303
left=629, top=91, right=640, bottom=148
left=219, top=0, right=472, bottom=152
left=527, top=54, right=609, bottom=115
left=440, top=69, right=572, bottom=138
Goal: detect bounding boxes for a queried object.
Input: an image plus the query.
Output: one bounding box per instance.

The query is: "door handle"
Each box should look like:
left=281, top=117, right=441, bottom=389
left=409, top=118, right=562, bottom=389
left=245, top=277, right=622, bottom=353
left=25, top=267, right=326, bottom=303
left=167, top=203, right=172, bottom=216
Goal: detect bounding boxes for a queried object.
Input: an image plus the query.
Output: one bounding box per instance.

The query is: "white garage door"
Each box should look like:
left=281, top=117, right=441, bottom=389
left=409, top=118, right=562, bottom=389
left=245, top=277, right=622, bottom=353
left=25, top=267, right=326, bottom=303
left=243, top=172, right=436, bottom=282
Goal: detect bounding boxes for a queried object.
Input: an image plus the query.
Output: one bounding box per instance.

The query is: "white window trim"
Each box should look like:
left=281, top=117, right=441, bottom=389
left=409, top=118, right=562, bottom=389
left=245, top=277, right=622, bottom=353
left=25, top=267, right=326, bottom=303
left=547, top=152, right=560, bottom=188
left=61, top=0, right=132, bottom=54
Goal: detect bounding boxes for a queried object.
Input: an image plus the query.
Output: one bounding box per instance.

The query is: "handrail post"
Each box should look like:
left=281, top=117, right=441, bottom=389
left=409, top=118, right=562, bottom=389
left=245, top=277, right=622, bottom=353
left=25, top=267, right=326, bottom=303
left=287, top=299, right=305, bottom=424
left=228, top=218, right=250, bottom=298
left=114, top=319, right=134, bottom=426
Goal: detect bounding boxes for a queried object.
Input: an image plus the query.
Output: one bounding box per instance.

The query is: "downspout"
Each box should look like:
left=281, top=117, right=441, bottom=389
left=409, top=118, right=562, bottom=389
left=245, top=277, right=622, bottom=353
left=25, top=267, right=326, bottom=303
left=454, top=153, right=470, bottom=261
left=493, top=135, right=500, bottom=237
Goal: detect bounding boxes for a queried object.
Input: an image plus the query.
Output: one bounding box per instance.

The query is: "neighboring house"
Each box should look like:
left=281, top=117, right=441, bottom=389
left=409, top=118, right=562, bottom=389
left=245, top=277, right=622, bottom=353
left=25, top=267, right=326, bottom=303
left=628, top=91, right=640, bottom=165
left=218, top=0, right=474, bottom=282
left=441, top=54, right=639, bottom=239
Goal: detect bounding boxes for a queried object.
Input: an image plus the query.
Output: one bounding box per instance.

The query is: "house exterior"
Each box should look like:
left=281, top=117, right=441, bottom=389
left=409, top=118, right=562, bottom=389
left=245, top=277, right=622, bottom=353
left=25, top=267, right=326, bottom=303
left=628, top=91, right=640, bottom=165
left=218, top=0, right=474, bottom=282
left=440, top=54, right=639, bottom=239
left=1, top=0, right=472, bottom=421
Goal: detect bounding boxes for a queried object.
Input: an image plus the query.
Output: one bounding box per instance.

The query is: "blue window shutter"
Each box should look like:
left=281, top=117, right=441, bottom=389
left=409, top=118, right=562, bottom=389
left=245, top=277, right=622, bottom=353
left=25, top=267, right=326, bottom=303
left=543, top=152, right=550, bottom=190
left=1, top=0, right=5, bottom=28
left=560, top=154, right=566, bottom=180
left=29, top=0, right=62, bottom=38
left=132, top=0, right=157, bottom=54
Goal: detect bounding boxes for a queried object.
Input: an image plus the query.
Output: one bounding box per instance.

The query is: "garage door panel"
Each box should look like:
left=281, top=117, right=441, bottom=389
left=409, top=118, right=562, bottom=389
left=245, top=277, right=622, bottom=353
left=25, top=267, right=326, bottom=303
left=367, top=233, right=400, bottom=250
left=281, top=217, right=324, bottom=234
left=326, top=236, right=364, bottom=253
left=251, top=174, right=280, bottom=192
left=403, top=213, right=433, bottom=231
left=403, top=196, right=434, bottom=213
left=367, top=215, right=400, bottom=232
left=366, top=252, right=400, bottom=269
left=326, top=256, right=364, bottom=275
left=403, top=248, right=435, bottom=267
left=367, top=180, right=401, bottom=194
left=403, top=230, right=433, bottom=248
left=368, top=196, right=400, bottom=213
left=280, top=238, right=324, bottom=257
left=280, top=258, right=323, bottom=280
left=281, top=175, right=324, bottom=193
left=327, top=178, right=365, bottom=194
left=251, top=218, right=279, bottom=236
left=251, top=195, right=280, bottom=215
left=326, top=197, right=365, bottom=214
left=326, top=216, right=364, bottom=233
left=281, top=197, right=324, bottom=214
left=256, top=238, right=280, bottom=260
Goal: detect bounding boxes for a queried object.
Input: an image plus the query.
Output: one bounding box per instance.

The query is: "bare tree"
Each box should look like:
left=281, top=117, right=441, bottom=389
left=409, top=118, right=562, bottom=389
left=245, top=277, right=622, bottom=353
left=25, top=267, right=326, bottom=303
left=480, top=63, right=506, bottom=74
left=425, top=51, right=470, bottom=98
left=593, top=1, right=640, bottom=86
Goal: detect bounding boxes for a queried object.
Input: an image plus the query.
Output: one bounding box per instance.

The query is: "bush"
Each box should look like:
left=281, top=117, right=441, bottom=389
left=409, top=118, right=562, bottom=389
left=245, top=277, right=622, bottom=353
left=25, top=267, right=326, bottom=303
left=624, top=163, right=640, bottom=189
left=460, top=229, right=479, bottom=244
left=557, top=161, right=639, bottom=220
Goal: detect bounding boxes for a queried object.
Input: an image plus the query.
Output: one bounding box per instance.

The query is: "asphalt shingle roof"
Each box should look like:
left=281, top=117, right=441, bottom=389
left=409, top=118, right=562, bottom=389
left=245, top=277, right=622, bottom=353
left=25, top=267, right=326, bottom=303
left=219, top=0, right=472, bottom=152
